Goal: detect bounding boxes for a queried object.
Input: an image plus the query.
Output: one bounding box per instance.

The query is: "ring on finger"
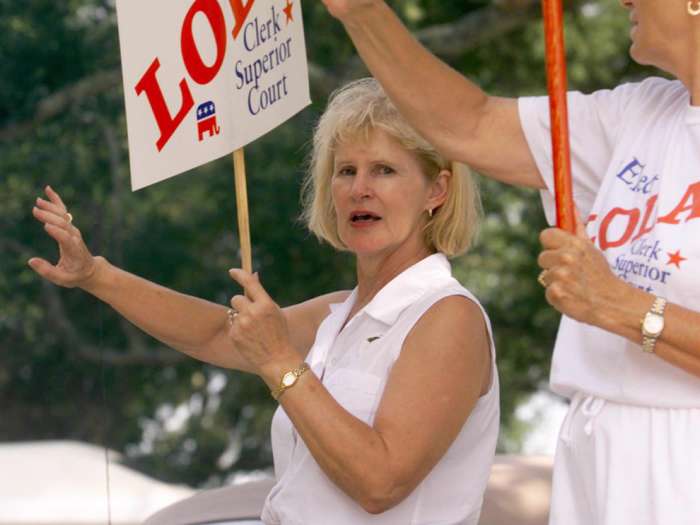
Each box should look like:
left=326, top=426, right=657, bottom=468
left=537, top=270, right=549, bottom=288
left=227, top=308, right=238, bottom=324
left=65, top=212, right=73, bottom=224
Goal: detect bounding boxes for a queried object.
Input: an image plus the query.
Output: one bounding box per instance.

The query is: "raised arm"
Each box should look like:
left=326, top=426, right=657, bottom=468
left=29, top=186, right=347, bottom=372
left=322, top=0, right=544, bottom=189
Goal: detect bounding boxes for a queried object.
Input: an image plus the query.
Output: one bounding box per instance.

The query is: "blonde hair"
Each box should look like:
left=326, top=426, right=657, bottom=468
left=302, top=78, right=481, bottom=258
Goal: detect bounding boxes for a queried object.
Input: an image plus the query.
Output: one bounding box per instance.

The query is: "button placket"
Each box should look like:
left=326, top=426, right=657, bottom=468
left=326, top=317, right=361, bottom=373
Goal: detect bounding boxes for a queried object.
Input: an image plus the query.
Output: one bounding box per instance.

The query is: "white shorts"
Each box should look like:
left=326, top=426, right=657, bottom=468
left=549, top=393, right=700, bottom=525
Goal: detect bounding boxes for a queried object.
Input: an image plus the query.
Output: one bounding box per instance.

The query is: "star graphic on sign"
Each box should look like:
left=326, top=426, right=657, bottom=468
left=666, top=249, right=687, bottom=269
left=283, top=0, right=294, bottom=24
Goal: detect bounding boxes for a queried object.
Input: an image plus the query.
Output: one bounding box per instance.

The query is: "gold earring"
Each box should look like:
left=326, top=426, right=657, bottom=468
left=689, top=0, right=700, bottom=16
left=428, top=208, right=434, bottom=218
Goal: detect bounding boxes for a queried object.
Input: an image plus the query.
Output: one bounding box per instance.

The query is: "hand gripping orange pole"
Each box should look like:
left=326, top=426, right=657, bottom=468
left=542, top=0, right=576, bottom=233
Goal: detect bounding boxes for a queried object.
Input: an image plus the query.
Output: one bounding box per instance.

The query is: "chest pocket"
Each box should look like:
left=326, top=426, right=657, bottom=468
left=324, top=368, right=383, bottom=424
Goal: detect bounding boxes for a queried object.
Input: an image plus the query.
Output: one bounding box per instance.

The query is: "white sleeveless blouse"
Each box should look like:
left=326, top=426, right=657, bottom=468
left=261, top=254, right=499, bottom=525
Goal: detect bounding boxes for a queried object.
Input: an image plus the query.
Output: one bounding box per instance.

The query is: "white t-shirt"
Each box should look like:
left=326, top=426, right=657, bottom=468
left=261, top=254, right=499, bottom=525
left=519, top=77, right=700, bottom=407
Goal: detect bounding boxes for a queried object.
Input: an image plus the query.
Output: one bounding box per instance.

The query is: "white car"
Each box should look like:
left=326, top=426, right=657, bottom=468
left=144, top=455, right=552, bottom=525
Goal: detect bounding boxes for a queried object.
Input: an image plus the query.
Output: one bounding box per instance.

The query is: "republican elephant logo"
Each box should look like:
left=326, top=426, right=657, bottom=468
left=196, top=101, right=220, bottom=142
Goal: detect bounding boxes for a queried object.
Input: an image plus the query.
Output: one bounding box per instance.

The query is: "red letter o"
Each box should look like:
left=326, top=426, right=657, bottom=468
left=599, top=207, right=640, bottom=251
left=181, top=0, right=227, bottom=85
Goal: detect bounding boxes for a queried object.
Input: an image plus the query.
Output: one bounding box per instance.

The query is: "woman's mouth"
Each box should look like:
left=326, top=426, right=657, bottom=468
left=350, top=211, right=382, bottom=226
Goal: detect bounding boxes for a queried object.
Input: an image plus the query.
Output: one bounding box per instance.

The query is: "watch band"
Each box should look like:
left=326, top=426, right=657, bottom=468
left=641, top=296, right=667, bottom=353
left=271, top=363, right=309, bottom=400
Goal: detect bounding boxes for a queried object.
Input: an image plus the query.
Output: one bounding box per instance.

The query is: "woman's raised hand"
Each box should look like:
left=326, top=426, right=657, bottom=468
left=321, top=0, right=379, bottom=21
left=29, top=186, right=98, bottom=288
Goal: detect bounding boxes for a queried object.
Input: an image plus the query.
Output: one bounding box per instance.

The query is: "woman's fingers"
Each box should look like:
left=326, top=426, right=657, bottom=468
left=27, top=257, right=70, bottom=285
left=28, top=257, right=56, bottom=278
left=44, top=224, right=72, bottom=248
left=33, top=206, right=72, bottom=229
left=45, top=185, right=67, bottom=210
left=229, top=269, right=270, bottom=302
left=30, top=186, right=95, bottom=288
left=33, top=205, right=82, bottom=245
left=39, top=187, right=75, bottom=229
left=34, top=189, right=75, bottom=226
left=539, top=226, right=570, bottom=249
left=35, top=196, right=66, bottom=216
left=538, top=248, right=577, bottom=270
left=36, top=210, right=83, bottom=248
left=43, top=223, right=93, bottom=272
left=230, top=294, right=252, bottom=313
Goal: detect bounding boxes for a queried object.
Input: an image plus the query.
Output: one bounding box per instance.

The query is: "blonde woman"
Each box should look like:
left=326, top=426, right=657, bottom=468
left=30, top=78, right=498, bottom=525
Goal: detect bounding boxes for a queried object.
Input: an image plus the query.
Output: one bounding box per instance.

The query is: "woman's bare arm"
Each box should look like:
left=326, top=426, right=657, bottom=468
left=323, top=0, right=544, bottom=189
left=29, top=186, right=349, bottom=372
left=253, top=293, right=491, bottom=513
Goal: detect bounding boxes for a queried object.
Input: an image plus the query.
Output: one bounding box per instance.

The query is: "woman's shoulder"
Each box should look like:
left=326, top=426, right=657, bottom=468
left=418, top=288, right=488, bottom=329
left=402, top=280, right=491, bottom=341
left=420, top=277, right=484, bottom=313
left=604, top=76, right=686, bottom=112
left=402, top=287, right=494, bottom=394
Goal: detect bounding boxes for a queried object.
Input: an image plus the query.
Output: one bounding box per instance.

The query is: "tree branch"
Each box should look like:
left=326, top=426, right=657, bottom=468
left=37, top=270, right=187, bottom=367
left=417, top=0, right=541, bottom=58
left=0, top=70, right=123, bottom=142
left=334, top=0, right=541, bottom=83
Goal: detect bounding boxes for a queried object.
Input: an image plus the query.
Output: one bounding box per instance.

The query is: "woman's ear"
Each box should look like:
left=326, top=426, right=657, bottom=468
left=427, top=168, right=451, bottom=211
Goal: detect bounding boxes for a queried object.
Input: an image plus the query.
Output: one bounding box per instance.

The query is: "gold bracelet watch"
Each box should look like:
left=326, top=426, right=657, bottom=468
left=641, top=296, right=667, bottom=353
left=271, top=363, right=309, bottom=400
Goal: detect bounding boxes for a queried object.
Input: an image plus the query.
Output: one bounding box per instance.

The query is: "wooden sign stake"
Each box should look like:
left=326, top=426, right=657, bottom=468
left=233, top=148, right=252, bottom=273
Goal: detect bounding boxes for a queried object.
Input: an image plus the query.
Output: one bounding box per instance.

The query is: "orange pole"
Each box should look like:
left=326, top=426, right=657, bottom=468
left=542, top=0, right=575, bottom=233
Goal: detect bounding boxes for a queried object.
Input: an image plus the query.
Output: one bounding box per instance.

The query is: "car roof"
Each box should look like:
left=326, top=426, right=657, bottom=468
left=143, top=478, right=274, bottom=524
left=144, top=455, right=552, bottom=525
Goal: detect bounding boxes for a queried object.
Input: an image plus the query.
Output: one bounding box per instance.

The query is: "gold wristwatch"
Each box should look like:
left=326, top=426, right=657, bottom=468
left=641, top=296, right=667, bottom=353
left=271, top=363, right=309, bottom=400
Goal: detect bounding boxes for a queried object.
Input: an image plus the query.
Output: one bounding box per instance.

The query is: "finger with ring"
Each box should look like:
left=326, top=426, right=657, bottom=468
left=227, top=308, right=238, bottom=324
left=65, top=212, right=73, bottom=224
left=230, top=294, right=252, bottom=313
left=537, top=270, right=549, bottom=288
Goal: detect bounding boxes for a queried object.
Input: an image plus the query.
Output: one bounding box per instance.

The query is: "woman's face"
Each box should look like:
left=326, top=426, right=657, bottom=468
left=620, top=0, right=691, bottom=75
left=330, top=127, right=447, bottom=259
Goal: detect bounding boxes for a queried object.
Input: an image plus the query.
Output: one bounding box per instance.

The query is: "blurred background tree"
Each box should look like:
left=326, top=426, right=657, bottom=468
left=0, top=0, right=653, bottom=487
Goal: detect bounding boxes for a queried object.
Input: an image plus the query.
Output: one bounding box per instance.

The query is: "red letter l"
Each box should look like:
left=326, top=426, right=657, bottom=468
left=135, top=58, right=194, bottom=152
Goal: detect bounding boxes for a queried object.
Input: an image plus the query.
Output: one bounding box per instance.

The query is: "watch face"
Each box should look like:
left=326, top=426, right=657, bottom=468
left=282, top=372, right=296, bottom=387
left=644, top=314, right=664, bottom=336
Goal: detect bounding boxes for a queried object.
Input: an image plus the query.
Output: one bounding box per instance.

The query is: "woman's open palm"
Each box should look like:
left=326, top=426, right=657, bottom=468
left=29, top=186, right=97, bottom=288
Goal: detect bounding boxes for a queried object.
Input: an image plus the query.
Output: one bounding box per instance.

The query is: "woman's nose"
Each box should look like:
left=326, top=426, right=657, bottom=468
left=350, top=171, right=373, bottom=200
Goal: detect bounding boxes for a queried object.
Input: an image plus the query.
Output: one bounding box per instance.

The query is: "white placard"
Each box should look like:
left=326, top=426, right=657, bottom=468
left=116, top=0, right=310, bottom=190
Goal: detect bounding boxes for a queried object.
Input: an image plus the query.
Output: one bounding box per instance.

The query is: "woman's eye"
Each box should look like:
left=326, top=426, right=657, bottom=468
left=337, top=166, right=355, bottom=176
left=376, top=165, right=395, bottom=175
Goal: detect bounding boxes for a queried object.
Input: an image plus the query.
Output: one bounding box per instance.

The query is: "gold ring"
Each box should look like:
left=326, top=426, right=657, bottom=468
left=65, top=212, right=73, bottom=224
left=537, top=270, right=548, bottom=288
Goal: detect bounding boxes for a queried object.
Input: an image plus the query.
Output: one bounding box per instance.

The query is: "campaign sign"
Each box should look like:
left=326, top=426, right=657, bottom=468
left=116, top=0, right=310, bottom=190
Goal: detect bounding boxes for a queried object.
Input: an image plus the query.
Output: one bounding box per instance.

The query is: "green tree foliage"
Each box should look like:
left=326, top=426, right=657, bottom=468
left=0, top=0, right=650, bottom=485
